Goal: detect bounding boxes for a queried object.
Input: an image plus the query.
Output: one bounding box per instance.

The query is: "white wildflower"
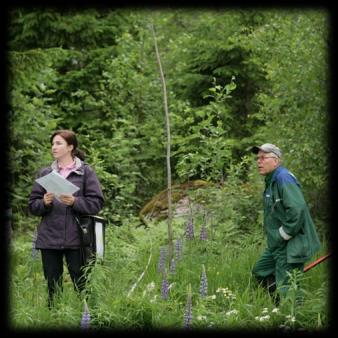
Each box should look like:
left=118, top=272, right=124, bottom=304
left=146, top=281, right=155, bottom=292
left=150, top=295, right=158, bottom=303
left=168, top=282, right=175, bottom=290
left=258, top=315, right=270, bottom=322
left=207, top=295, right=216, bottom=300
left=226, top=309, right=238, bottom=316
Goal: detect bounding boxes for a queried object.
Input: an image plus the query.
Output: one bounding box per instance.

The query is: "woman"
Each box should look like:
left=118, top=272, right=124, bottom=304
left=28, top=130, right=104, bottom=308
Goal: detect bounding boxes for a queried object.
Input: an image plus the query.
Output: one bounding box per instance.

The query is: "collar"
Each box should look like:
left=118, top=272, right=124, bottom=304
left=51, top=156, right=84, bottom=175
left=264, top=165, right=282, bottom=186
left=57, top=160, right=76, bottom=170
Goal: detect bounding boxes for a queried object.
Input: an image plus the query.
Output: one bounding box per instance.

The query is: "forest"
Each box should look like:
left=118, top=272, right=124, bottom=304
left=7, top=7, right=331, bottom=331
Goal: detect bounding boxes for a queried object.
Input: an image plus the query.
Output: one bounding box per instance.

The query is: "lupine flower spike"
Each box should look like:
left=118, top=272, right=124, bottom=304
left=185, top=218, right=195, bottom=240
left=80, top=300, right=90, bottom=329
left=161, top=269, right=169, bottom=300
left=157, top=246, right=167, bottom=273
left=199, top=221, right=208, bottom=241
left=199, top=264, right=208, bottom=297
left=183, top=283, right=193, bottom=329
left=175, top=238, right=183, bottom=261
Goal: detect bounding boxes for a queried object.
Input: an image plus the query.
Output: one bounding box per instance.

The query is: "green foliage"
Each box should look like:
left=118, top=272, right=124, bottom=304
left=8, top=12, right=329, bottom=330
left=172, top=77, right=238, bottom=183
left=242, top=10, right=329, bottom=222
left=8, top=9, right=328, bottom=233
left=10, top=208, right=330, bottom=329
left=8, top=9, right=133, bottom=50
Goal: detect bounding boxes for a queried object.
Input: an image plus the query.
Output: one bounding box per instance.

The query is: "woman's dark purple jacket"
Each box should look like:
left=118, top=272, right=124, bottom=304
left=28, top=157, right=104, bottom=249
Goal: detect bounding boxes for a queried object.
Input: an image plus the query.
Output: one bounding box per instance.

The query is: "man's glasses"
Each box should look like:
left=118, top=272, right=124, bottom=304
left=256, top=156, right=278, bottom=161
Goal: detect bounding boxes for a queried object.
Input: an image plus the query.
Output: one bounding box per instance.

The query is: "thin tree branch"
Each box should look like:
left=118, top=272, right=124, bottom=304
left=150, top=21, right=174, bottom=265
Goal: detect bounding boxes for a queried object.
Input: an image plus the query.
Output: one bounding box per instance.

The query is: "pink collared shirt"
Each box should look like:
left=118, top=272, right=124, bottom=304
left=57, top=161, right=76, bottom=178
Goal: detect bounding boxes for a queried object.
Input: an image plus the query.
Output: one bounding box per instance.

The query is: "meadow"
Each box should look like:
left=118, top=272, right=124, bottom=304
left=9, top=204, right=330, bottom=332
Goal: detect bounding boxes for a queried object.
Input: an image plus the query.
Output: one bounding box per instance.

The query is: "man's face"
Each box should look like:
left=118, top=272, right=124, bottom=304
left=256, top=150, right=279, bottom=176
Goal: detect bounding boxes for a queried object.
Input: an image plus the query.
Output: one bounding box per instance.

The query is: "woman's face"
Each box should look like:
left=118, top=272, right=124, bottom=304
left=51, top=134, right=73, bottom=161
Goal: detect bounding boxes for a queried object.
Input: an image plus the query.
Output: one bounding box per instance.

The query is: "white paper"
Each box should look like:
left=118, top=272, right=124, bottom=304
left=35, top=170, right=79, bottom=197
left=95, top=221, right=104, bottom=258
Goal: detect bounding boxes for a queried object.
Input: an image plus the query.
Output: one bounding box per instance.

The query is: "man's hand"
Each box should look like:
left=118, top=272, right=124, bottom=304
left=59, top=194, right=76, bottom=206
left=43, top=192, right=54, bottom=206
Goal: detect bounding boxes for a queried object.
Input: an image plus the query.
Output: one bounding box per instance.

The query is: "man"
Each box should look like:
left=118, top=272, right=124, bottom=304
left=251, top=143, right=321, bottom=304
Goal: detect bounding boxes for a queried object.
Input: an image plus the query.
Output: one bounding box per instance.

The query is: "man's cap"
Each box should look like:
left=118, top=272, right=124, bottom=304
left=251, top=143, right=282, bottom=158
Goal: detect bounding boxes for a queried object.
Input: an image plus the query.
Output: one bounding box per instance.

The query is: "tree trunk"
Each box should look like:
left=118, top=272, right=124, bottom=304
left=150, top=22, right=174, bottom=266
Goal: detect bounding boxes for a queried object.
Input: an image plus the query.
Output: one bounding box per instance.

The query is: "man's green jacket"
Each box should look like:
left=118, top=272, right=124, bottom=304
left=263, top=166, right=321, bottom=263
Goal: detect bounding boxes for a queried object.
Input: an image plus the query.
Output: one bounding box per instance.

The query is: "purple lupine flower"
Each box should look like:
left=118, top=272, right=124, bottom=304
left=80, top=301, right=90, bottom=329
left=157, top=246, right=167, bottom=273
left=185, top=218, right=195, bottom=240
left=199, top=222, right=208, bottom=241
left=32, top=230, right=38, bottom=260
left=169, top=258, right=176, bottom=275
left=183, top=284, right=193, bottom=329
left=175, top=238, right=183, bottom=261
left=199, top=264, right=208, bottom=297
left=161, top=270, right=169, bottom=300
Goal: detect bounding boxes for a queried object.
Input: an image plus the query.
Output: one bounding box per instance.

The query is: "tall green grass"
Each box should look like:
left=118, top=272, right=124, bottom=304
left=9, top=213, right=329, bottom=331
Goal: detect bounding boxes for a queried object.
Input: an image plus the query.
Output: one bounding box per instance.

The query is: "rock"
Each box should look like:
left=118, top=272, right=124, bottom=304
left=139, top=180, right=209, bottom=224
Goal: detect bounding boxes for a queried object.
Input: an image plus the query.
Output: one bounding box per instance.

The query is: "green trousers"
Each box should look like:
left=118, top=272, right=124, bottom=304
left=252, top=245, right=304, bottom=298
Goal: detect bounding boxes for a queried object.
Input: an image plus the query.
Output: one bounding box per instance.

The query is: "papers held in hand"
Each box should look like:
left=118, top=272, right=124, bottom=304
left=36, top=170, right=80, bottom=197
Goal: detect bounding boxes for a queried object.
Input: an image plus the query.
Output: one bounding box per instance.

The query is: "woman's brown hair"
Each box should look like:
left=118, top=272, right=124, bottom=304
left=50, top=130, right=85, bottom=161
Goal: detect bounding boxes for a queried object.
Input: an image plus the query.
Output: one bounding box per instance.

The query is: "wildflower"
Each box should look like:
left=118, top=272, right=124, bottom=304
left=157, top=246, right=167, bottom=273
left=199, top=222, right=208, bottom=241
left=257, top=315, right=270, bottom=322
left=185, top=218, right=195, bottom=240
left=175, top=238, right=183, bottom=261
left=216, top=287, right=236, bottom=301
left=183, top=284, right=193, bottom=329
left=80, top=301, right=90, bottom=329
left=207, top=295, right=216, bottom=300
left=199, top=264, right=208, bottom=297
left=146, top=281, right=156, bottom=292
left=150, top=295, right=158, bottom=303
left=168, top=282, right=175, bottom=290
left=262, top=308, right=269, bottom=314
left=285, top=315, right=296, bottom=322
left=161, top=270, right=169, bottom=300
left=169, top=258, right=176, bottom=274
left=226, top=309, right=238, bottom=316
left=272, top=307, right=279, bottom=313
left=143, top=281, right=156, bottom=296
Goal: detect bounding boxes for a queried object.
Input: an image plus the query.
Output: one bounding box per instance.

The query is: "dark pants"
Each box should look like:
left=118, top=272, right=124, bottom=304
left=252, top=246, right=304, bottom=301
left=40, top=249, right=87, bottom=308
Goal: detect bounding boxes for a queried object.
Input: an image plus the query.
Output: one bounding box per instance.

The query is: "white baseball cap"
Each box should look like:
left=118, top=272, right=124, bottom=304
left=252, top=143, right=282, bottom=158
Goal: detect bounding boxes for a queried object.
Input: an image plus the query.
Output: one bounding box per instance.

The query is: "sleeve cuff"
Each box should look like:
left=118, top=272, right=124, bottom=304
left=279, top=226, right=292, bottom=240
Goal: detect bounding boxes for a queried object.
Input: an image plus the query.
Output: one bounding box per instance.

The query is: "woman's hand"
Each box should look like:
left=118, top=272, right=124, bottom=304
left=43, top=192, right=54, bottom=206
left=59, top=194, right=76, bottom=206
